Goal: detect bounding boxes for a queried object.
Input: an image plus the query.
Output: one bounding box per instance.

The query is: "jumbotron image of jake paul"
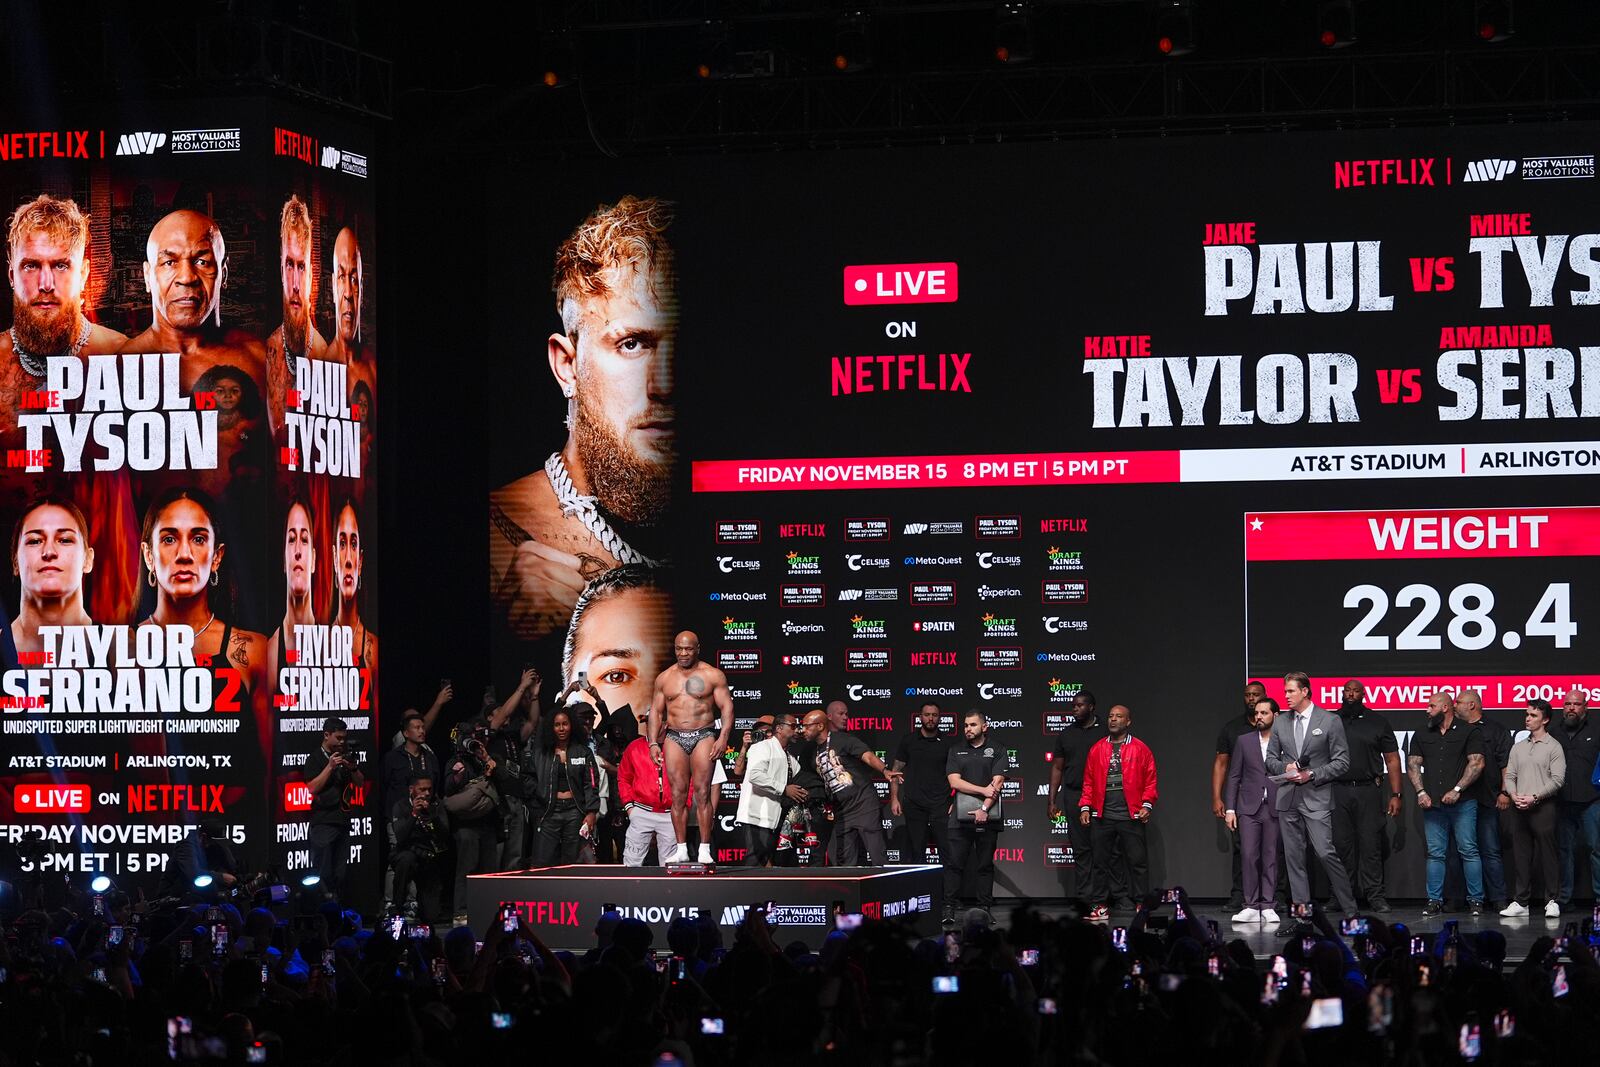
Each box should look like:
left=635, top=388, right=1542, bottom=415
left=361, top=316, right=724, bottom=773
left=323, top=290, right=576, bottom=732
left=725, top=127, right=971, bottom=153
left=490, top=196, right=677, bottom=643
left=266, top=194, right=328, bottom=434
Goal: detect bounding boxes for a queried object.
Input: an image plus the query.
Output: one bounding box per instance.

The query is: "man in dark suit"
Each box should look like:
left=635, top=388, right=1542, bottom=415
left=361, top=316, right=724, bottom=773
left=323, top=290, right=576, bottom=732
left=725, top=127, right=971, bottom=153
left=1265, top=672, right=1358, bottom=916
left=1225, top=695, right=1281, bottom=922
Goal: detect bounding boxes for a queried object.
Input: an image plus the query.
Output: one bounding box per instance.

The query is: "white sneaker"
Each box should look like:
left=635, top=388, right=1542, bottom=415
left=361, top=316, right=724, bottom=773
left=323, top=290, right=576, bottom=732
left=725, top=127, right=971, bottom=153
left=1500, top=902, right=1529, bottom=917
left=1545, top=900, right=1562, bottom=918
left=667, top=842, right=689, bottom=864
left=1231, top=907, right=1261, bottom=923
left=1260, top=909, right=1280, bottom=924
left=698, top=843, right=714, bottom=864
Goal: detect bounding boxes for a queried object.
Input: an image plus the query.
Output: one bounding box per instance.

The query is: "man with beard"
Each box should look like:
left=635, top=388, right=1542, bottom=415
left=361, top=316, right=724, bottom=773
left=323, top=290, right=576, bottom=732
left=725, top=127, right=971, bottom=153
left=265, top=195, right=328, bottom=433
left=1409, top=692, right=1487, bottom=916
left=119, top=209, right=268, bottom=457
left=327, top=227, right=374, bottom=491
left=1554, top=689, right=1600, bottom=909
left=1451, top=688, right=1509, bottom=911
left=1048, top=690, right=1106, bottom=898
left=1214, top=681, right=1268, bottom=913
left=2, top=195, right=126, bottom=440
left=1328, top=680, right=1402, bottom=912
left=490, top=196, right=676, bottom=642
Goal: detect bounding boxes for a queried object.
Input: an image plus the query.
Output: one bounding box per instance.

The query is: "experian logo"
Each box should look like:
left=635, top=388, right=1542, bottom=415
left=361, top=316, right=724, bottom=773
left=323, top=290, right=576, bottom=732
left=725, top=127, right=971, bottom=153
left=782, top=621, right=826, bottom=635
left=978, top=585, right=1021, bottom=600
left=1462, top=158, right=1516, bottom=182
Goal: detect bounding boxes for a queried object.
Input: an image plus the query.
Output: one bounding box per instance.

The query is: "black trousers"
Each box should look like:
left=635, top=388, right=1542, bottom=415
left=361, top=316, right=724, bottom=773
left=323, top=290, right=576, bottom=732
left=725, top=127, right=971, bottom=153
left=834, top=810, right=888, bottom=866
left=452, top=820, right=499, bottom=918
left=1509, top=801, right=1560, bottom=905
left=741, top=822, right=778, bottom=867
left=308, top=822, right=348, bottom=895
left=943, top=825, right=999, bottom=909
left=901, top=799, right=952, bottom=865
left=1089, top=818, right=1149, bottom=907
left=533, top=802, right=583, bottom=865
left=390, top=849, right=446, bottom=923
left=1331, top=782, right=1389, bottom=904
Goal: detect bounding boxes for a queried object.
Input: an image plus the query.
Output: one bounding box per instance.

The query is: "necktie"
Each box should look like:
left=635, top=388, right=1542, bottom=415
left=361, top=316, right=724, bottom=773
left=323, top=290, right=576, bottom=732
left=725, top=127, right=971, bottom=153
left=1294, top=714, right=1306, bottom=759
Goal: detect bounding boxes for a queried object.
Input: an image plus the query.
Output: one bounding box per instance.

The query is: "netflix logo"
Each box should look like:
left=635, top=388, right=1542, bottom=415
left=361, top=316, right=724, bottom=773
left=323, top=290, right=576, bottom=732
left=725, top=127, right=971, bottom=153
left=779, top=523, right=826, bottom=538
left=273, top=127, right=319, bottom=165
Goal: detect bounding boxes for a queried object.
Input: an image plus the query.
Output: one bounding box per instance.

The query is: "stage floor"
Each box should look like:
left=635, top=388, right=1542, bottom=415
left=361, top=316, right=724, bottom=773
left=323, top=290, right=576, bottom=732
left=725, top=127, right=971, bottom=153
left=1030, top=900, right=1582, bottom=963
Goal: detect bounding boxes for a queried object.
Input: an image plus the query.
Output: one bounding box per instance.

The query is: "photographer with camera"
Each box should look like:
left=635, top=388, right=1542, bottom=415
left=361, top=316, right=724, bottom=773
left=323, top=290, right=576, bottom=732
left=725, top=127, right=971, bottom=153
left=303, top=717, right=364, bottom=897
left=445, top=714, right=513, bottom=926
left=390, top=775, right=451, bottom=922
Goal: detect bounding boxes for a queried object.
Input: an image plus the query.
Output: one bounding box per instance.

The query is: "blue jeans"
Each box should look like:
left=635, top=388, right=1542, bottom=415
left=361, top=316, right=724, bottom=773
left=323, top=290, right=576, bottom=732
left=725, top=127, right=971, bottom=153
left=1425, top=799, right=1482, bottom=902
left=1557, top=799, right=1600, bottom=902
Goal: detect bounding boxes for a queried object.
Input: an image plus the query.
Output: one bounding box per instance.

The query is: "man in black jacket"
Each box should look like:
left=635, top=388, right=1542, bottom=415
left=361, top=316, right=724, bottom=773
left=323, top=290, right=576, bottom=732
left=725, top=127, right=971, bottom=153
left=390, top=775, right=451, bottom=922
left=445, top=724, right=512, bottom=926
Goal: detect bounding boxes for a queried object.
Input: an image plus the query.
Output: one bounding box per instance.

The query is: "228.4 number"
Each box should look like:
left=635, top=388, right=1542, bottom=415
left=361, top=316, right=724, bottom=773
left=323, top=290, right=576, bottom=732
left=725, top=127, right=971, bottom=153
left=1343, top=582, right=1575, bottom=652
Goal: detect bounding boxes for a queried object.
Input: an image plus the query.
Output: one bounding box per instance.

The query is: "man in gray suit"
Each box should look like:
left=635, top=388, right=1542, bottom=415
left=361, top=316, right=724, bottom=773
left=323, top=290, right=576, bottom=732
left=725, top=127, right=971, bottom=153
left=1265, top=672, right=1358, bottom=915
left=1225, top=695, right=1281, bottom=923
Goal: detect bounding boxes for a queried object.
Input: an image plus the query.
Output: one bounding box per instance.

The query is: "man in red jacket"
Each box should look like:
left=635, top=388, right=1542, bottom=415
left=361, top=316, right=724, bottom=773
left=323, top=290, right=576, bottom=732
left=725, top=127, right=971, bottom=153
left=1079, top=704, right=1158, bottom=921
left=619, top=734, right=692, bottom=865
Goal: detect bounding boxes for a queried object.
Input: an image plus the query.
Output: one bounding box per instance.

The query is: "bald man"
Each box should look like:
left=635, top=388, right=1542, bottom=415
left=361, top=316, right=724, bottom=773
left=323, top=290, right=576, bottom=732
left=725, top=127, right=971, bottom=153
left=119, top=209, right=267, bottom=491
left=801, top=707, right=902, bottom=866
left=327, top=227, right=374, bottom=488
left=647, top=631, right=732, bottom=864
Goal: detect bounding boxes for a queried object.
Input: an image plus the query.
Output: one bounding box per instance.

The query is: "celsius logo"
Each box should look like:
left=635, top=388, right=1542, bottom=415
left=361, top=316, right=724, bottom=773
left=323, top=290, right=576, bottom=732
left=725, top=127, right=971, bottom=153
left=115, top=131, right=167, bottom=155
left=913, top=620, right=956, bottom=632
left=717, top=556, right=760, bottom=572
left=1042, top=616, right=1089, bottom=634
left=848, top=684, right=894, bottom=701
left=978, top=585, right=1021, bottom=600
left=978, top=552, right=1022, bottom=569
left=783, top=654, right=824, bottom=666
left=1462, top=158, right=1517, bottom=182
left=978, top=683, right=1023, bottom=700
left=782, top=621, right=826, bottom=636
left=718, top=814, right=739, bottom=833
left=730, top=688, right=762, bottom=701
left=847, top=554, right=892, bottom=571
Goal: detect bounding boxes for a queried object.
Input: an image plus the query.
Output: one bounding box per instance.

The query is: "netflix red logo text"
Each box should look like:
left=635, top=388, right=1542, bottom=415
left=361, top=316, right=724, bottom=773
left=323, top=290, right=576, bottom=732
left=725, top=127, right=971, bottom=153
left=843, top=262, right=958, bottom=306
left=508, top=900, right=581, bottom=927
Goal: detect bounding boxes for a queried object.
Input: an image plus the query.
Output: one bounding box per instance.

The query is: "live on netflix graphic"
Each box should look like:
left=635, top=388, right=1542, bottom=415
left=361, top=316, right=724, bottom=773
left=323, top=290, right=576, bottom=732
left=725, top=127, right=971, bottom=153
left=0, top=104, right=378, bottom=903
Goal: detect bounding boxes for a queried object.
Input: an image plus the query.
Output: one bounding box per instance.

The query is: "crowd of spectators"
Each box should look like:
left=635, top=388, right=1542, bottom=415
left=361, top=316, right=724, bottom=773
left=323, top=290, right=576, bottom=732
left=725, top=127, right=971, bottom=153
left=1, top=882, right=1596, bottom=1065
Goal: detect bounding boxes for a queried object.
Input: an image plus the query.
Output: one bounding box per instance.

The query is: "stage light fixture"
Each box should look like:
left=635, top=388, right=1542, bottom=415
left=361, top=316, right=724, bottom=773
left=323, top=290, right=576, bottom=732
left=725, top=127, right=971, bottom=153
left=1317, top=1, right=1357, bottom=49
left=994, top=3, right=1035, bottom=64
left=1154, top=0, right=1195, bottom=58
left=90, top=875, right=112, bottom=894
left=833, top=12, right=873, bottom=73
left=1474, top=0, right=1515, bottom=42
left=193, top=872, right=215, bottom=889
left=300, top=873, right=322, bottom=888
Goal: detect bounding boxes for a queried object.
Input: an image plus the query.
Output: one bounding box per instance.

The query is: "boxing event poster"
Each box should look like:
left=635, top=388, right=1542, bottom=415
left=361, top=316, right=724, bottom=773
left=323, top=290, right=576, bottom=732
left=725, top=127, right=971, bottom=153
left=0, top=103, right=378, bottom=904
left=494, top=126, right=1600, bottom=898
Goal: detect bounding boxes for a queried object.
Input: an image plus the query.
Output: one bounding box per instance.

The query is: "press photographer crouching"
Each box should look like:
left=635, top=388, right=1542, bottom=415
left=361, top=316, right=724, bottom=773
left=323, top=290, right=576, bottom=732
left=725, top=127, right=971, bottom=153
left=302, top=716, right=364, bottom=898
left=390, top=774, right=450, bottom=922
left=444, top=720, right=512, bottom=926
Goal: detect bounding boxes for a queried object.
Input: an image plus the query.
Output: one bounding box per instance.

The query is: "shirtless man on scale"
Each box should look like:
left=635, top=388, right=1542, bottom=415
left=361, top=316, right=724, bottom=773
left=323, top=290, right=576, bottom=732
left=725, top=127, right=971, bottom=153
left=648, top=631, right=732, bottom=864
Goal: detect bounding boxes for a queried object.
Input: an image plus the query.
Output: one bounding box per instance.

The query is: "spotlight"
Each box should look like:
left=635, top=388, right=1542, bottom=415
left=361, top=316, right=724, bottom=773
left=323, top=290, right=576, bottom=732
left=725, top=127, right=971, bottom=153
left=833, top=12, right=872, bottom=73
left=1474, top=0, right=1515, bottom=42
left=994, top=3, right=1034, bottom=64
left=1154, top=0, right=1195, bottom=58
left=90, top=875, right=112, bottom=894
left=193, top=872, right=215, bottom=890
left=1317, top=1, right=1357, bottom=50
left=300, top=873, right=322, bottom=888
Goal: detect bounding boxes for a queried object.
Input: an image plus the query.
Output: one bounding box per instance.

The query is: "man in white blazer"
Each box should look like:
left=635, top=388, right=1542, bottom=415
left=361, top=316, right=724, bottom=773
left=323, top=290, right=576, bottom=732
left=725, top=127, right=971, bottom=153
left=1265, top=671, right=1358, bottom=915
left=736, top=713, right=802, bottom=866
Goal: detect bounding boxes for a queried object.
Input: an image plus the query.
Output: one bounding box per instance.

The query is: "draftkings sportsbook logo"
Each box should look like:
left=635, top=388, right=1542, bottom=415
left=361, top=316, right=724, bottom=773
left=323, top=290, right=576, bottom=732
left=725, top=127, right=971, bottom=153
left=1049, top=811, right=1074, bottom=836
left=721, top=617, right=757, bottom=640
left=850, top=615, right=887, bottom=639
left=980, top=613, right=1018, bottom=638
left=787, top=681, right=822, bottom=706
left=786, top=551, right=822, bottom=576
left=1046, top=547, right=1084, bottom=572
left=1048, top=678, right=1083, bottom=704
